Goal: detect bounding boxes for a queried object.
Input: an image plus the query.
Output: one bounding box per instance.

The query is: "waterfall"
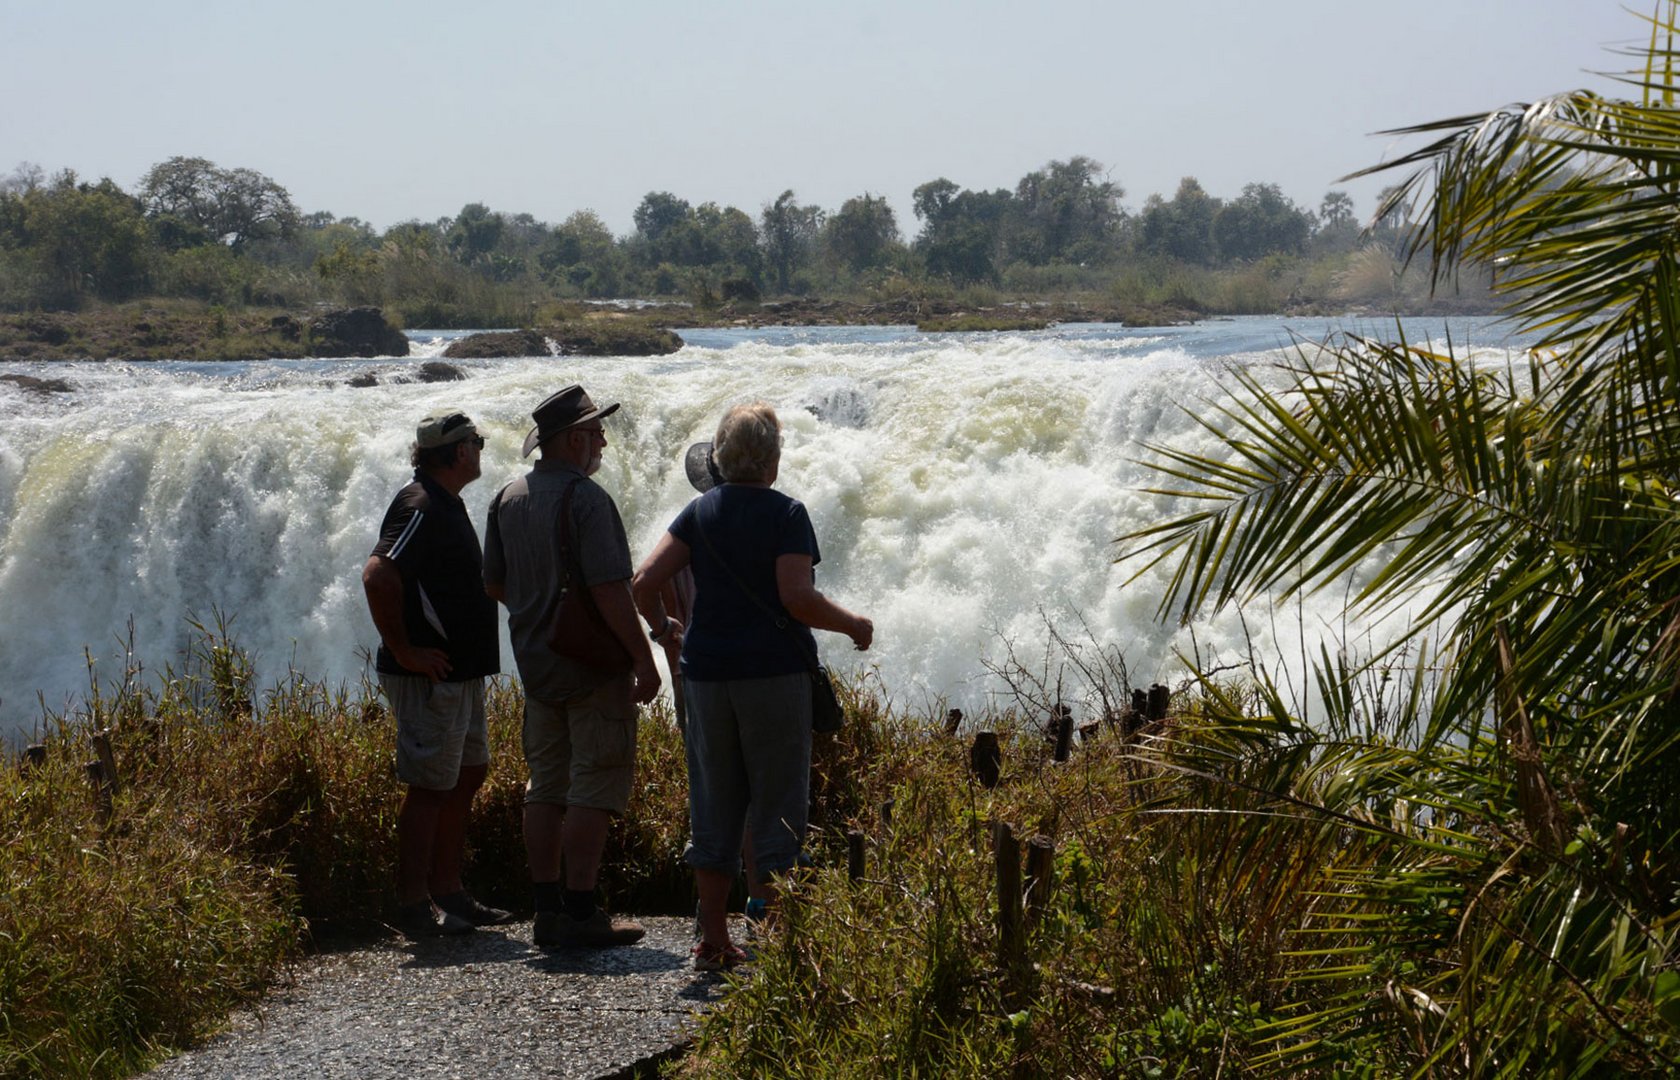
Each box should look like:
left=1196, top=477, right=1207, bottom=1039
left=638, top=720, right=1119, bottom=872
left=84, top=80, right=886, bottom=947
left=0, top=318, right=1524, bottom=740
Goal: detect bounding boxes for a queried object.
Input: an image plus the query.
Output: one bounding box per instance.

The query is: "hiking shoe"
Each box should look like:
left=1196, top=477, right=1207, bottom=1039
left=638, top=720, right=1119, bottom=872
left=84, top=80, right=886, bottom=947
left=434, top=891, right=515, bottom=926
left=692, top=940, right=748, bottom=972
left=395, top=900, right=475, bottom=940
left=533, top=908, right=646, bottom=948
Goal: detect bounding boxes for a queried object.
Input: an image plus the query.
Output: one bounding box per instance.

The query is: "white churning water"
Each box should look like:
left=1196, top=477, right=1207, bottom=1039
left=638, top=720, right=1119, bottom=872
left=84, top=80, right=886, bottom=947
left=0, top=317, right=1527, bottom=741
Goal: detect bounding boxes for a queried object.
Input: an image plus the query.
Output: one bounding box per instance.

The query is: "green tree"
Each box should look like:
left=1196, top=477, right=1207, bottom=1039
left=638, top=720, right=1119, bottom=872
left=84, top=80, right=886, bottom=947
left=1209, top=181, right=1310, bottom=261
left=0, top=161, right=45, bottom=195
left=689, top=202, right=762, bottom=282
left=1010, top=156, right=1123, bottom=265
left=630, top=191, right=692, bottom=268
left=821, top=193, right=900, bottom=275
left=911, top=179, right=1013, bottom=284
left=314, top=239, right=384, bottom=304
left=760, top=189, right=823, bottom=294
left=1311, top=189, right=1360, bottom=255
left=911, top=178, right=960, bottom=224
left=539, top=209, right=626, bottom=296
left=138, top=156, right=298, bottom=249
left=1317, top=189, right=1354, bottom=228
left=445, top=202, right=505, bottom=265
left=1137, top=176, right=1222, bottom=264
left=1, top=170, right=152, bottom=308
left=1120, top=7, right=1680, bottom=1069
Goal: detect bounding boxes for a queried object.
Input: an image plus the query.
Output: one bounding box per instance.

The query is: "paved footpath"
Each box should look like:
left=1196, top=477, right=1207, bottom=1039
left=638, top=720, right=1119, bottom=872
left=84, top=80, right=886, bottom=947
left=147, top=916, right=723, bottom=1080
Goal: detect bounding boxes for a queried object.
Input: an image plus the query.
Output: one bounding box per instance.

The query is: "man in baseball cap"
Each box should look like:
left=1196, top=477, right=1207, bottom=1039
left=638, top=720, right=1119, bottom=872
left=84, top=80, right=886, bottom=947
left=363, top=409, right=511, bottom=938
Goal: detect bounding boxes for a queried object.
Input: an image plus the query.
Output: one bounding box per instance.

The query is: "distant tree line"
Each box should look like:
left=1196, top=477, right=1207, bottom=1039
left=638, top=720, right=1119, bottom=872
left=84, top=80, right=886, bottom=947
left=0, top=154, right=1447, bottom=324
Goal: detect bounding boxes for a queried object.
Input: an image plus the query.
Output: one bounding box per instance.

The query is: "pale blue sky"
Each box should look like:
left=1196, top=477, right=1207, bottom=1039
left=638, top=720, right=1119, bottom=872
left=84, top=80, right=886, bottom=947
left=0, top=1, right=1651, bottom=234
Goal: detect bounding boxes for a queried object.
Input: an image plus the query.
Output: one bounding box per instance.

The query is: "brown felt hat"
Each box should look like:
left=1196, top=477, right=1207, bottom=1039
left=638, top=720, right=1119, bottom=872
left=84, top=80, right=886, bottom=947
left=522, top=385, right=620, bottom=457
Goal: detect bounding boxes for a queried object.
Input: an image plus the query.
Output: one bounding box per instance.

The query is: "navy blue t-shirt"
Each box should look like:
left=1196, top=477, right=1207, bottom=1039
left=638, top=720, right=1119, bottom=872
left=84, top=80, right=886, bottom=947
left=669, top=485, right=821, bottom=682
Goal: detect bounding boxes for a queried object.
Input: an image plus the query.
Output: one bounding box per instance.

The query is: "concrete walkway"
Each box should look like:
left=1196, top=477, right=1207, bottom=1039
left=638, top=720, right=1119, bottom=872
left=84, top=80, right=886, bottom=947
left=147, top=916, right=722, bottom=1080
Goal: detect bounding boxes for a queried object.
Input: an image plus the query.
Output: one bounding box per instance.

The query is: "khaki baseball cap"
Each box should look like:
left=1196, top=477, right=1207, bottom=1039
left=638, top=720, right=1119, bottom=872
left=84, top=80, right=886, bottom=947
left=415, top=410, right=479, bottom=449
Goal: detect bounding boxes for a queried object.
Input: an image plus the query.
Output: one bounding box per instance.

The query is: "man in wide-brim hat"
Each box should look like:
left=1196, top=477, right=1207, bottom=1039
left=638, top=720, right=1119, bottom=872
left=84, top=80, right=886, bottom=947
left=520, top=384, right=621, bottom=458
left=484, top=384, right=658, bottom=948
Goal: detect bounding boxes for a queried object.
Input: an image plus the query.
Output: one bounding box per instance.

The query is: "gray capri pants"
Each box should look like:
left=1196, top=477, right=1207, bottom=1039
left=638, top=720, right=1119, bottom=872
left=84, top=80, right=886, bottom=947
left=682, top=671, right=812, bottom=880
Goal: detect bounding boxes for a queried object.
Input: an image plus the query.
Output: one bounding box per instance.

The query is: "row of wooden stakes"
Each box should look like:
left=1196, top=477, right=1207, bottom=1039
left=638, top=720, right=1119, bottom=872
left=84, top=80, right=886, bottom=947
left=838, top=812, right=1074, bottom=1004
left=18, top=731, right=121, bottom=821
left=23, top=682, right=1175, bottom=828
left=834, top=687, right=1172, bottom=1002
left=955, top=683, right=1172, bottom=789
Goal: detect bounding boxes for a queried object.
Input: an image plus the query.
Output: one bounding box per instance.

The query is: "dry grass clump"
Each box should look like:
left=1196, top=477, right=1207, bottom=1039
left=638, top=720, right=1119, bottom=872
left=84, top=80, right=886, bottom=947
left=1, top=714, right=301, bottom=1077
left=0, top=619, right=694, bottom=1077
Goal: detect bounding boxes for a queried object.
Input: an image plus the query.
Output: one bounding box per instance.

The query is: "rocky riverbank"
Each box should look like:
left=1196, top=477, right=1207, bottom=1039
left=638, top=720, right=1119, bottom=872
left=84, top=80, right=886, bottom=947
left=0, top=304, right=689, bottom=362
left=0, top=296, right=1214, bottom=362
left=441, top=322, right=684, bottom=359
left=0, top=305, right=410, bottom=361
left=640, top=295, right=1205, bottom=330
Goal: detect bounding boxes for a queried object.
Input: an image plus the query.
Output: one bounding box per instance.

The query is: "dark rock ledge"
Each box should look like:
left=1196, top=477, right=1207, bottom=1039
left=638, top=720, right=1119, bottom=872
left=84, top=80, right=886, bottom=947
left=442, top=322, right=683, bottom=360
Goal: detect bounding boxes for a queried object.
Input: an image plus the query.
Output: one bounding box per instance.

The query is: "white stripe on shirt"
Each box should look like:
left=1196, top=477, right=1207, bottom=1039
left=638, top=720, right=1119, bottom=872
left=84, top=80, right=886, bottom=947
left=387, top=510, right=424, bottom=559
left=417, top=583, right=449, bottom=640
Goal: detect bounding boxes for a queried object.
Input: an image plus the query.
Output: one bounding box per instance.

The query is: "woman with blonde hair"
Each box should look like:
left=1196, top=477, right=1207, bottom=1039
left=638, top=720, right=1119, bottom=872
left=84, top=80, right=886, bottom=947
left=633, top=402, right=872, bottom=971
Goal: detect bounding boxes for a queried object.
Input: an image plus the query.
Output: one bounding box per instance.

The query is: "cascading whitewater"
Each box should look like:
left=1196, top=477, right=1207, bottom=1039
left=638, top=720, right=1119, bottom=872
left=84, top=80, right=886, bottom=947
left=0, top=318, right=1521, bottom=741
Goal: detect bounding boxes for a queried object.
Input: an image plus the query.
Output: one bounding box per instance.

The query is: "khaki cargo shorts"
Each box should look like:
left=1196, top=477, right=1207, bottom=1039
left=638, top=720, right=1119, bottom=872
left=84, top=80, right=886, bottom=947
left=523, top=676, right=637, bottom=813
left=380, top=674, right=489, bottom=791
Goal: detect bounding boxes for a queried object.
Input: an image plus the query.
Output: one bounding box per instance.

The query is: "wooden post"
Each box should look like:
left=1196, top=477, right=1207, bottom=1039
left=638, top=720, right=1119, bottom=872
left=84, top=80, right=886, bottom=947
left=92, top=729, right=120, bottom=794
left=1025, top=835, right=1055, bottom=929
left=1052, top=705, right=1073, bottom=763
left=847, top=829, right=866, bottom=882
left=993, top=821, right=1023, bottom=978
left=971, top=731, right=1001, bottom=788
left=1078, top=721, right=1100, bottom=744
left=86, top=760, right=113, bottom=823
left=1131, top=688, right=1148, bottom=715
left=943, top=707, right=964, bottom=737
left=1147, top=684, right=1170, bottom=721
left=881, top=799, right=895, bottom=829
left=21, top=744, right=46, bottom=773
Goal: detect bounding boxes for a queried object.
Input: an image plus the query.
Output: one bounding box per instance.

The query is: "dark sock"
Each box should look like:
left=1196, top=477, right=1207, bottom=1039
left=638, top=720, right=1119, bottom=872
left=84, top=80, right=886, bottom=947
left=564, top=888, right=597, bottom=921
left=532, top=881, right=562, bottom=913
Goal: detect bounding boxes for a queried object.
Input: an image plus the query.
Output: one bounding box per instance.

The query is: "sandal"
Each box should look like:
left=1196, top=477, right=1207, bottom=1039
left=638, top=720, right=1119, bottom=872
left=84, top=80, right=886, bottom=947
left=692, top=939, right=748, bottom=972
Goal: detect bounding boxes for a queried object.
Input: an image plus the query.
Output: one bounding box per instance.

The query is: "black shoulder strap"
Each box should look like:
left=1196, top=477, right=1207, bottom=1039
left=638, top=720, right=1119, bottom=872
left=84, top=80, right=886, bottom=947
left=559, top=477, right=592, bottom=598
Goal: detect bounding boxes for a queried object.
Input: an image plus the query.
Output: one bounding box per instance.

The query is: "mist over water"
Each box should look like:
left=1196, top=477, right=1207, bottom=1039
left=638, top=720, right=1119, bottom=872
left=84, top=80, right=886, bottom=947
left=0, top=317, right=1527, bottom=742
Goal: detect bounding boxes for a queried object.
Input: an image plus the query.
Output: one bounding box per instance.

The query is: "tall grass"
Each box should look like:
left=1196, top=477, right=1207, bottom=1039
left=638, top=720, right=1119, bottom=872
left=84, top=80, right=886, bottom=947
left=10, top=618, right=1673, bottom=1077
left=681, top=650, right=1680, bottom=1077
left=0, top=619, right=690, bottom=1078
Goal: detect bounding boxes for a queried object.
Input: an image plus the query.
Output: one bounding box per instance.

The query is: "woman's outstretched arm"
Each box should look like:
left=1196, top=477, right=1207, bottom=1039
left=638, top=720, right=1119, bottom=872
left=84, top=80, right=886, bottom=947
left=776, top=553, right=872, bottom=650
